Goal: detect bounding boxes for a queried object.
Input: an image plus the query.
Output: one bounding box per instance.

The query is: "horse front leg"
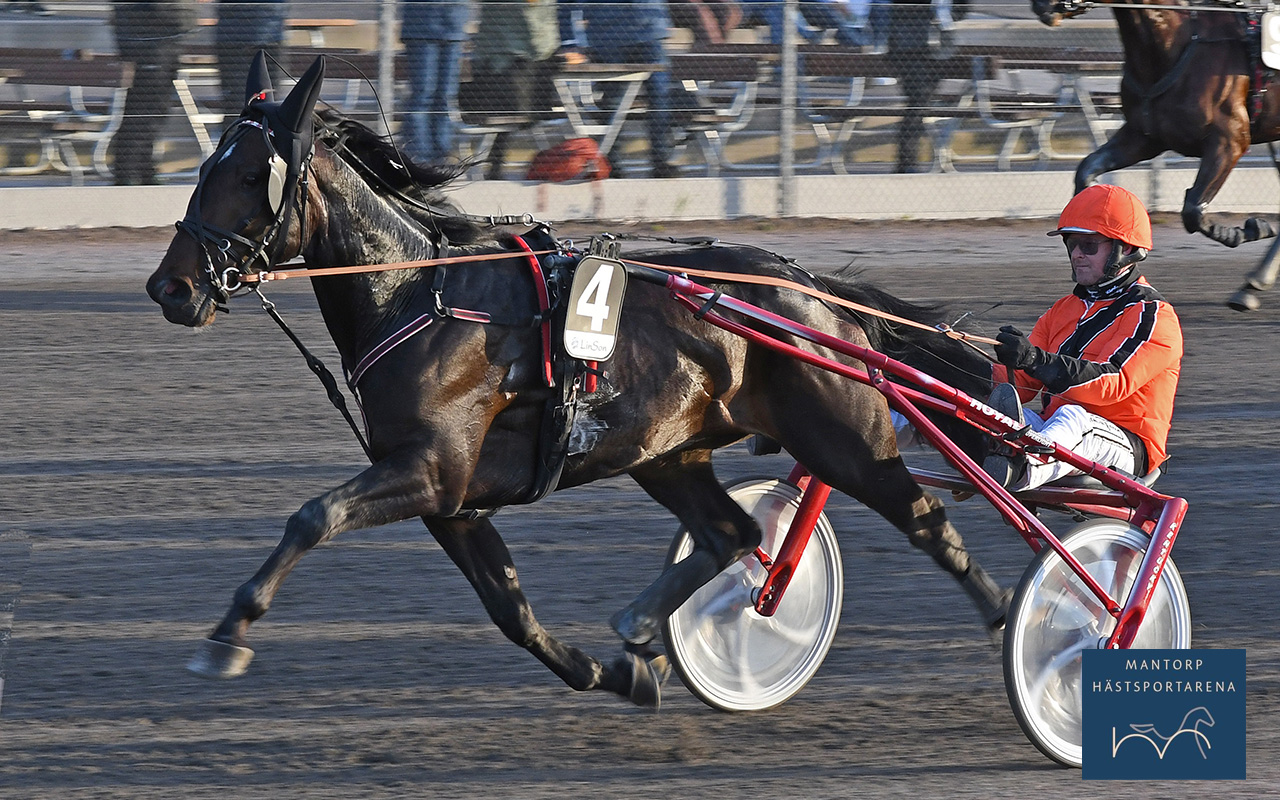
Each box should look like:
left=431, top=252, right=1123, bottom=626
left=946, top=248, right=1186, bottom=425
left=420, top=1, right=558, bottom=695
left=1075, top=123, right=1163, bottom=194
left=422, top=515, right=665, bottom=706
left=188, top=448, right=454, bottom=679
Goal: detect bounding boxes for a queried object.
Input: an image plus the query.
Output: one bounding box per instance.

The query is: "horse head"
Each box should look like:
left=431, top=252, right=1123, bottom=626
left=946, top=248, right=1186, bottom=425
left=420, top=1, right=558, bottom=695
left=146, top=52, right=326, bottom=327
left=1030, top=0, right=1093, bottom=26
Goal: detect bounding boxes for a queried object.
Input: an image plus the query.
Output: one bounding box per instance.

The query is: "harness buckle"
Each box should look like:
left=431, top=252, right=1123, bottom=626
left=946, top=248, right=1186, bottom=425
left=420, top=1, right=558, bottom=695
left=587, top=235, right=621, bottom=260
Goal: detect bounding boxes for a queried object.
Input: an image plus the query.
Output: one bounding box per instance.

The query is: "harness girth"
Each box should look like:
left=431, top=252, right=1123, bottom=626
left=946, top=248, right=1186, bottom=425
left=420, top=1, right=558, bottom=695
left=340, top=231, right=584, bottom=517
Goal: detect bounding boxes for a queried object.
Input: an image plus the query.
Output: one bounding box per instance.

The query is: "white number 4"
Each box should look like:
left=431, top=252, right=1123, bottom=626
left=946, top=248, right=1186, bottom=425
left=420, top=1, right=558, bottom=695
left=576, top=262, right=614, bottom=332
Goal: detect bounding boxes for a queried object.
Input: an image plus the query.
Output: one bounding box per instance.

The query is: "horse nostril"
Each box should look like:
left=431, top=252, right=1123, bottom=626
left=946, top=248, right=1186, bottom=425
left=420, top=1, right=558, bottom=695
left=148, top=275, right=192, bottom=307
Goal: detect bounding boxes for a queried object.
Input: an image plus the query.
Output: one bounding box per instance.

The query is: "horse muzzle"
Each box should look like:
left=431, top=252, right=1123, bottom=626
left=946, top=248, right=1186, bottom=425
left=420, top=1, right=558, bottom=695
left=146, top=272, right=219, bottom=327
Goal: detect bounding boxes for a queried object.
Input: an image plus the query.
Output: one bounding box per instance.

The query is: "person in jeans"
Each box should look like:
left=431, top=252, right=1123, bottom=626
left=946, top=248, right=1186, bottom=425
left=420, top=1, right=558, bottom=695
left=461, top=0, right=563, bottom=178
left=111, top=0, right=199, bottom=184
left=215, top=0, right=287, bottom=111
left=559, top=0, right=680, bottom=177
left=400, top=0, right=469, bottom=162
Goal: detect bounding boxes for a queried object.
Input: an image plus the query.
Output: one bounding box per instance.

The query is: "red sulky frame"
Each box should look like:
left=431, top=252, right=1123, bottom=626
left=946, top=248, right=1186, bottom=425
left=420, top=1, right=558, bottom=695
left=628, top=265, right=1187, bottom=652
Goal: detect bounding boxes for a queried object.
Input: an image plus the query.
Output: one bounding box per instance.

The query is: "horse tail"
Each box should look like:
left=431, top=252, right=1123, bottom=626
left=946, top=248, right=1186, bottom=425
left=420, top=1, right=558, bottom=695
left=818, top=267, right=991, bottom=388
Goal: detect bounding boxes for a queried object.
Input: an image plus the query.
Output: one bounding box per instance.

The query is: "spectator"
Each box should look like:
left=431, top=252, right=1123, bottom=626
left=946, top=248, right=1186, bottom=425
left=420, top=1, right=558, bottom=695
left=216, top=0, right=287, bottom=111
left=887, top=0, right=965, bottom=172
left=460, top=0, right=562, bottom=178
left=111, top=0, right=199, bottom=185
left=560, top=0, right=680, bottom=178
left=740, top=0, right=866, bottom=48
left=400, top=0, right=469, bottom=163
left=670, top=0, right=743, bottom=48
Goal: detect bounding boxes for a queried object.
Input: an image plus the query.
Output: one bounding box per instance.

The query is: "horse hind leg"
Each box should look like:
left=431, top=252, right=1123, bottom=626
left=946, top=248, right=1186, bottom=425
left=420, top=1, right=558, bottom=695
left=423, top=515, right=666, bottom=706
left=1228, top=234, right=1280, bottom=311
left=883, top=476, right=1009, bottom=632
left=785, top=426, right=1009, bottom=634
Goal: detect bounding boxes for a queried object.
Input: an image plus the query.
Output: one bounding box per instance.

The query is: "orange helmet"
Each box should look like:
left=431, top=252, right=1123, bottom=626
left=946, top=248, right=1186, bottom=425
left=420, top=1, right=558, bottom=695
left=1048, top=184, right=1153, bottom=251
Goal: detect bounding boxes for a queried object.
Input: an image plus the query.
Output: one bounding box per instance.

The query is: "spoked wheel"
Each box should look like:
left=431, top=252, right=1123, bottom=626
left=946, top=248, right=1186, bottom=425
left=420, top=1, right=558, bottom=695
left=1003, top=519, right=1192, bottom=768
left=662, top=478, right=843, bottom=712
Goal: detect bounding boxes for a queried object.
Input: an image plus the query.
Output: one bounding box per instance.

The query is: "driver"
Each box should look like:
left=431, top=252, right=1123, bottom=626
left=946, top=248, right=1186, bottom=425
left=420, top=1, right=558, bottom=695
left=983, top=184, right=1183, bottom=491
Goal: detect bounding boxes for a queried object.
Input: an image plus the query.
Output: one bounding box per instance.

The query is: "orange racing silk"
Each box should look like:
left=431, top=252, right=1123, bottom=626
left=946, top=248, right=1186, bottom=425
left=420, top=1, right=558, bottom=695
left=992, top=276, right=1182, bottom=467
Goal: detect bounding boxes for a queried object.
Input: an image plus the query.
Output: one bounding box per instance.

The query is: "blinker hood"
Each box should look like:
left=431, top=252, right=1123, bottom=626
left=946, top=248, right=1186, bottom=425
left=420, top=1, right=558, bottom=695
left=241, top=50, right=326, bottom=180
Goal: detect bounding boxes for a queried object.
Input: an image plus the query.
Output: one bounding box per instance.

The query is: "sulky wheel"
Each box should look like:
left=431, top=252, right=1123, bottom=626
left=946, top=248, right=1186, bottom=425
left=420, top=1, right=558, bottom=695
left=662, top=478, right=843, bottom=712
left=1002, top=519, right=1192, bottom=768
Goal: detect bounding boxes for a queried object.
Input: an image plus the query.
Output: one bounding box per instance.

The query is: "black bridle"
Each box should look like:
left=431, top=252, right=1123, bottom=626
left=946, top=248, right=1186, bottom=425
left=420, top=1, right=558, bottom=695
left=175, top=116, right=313, bottom=305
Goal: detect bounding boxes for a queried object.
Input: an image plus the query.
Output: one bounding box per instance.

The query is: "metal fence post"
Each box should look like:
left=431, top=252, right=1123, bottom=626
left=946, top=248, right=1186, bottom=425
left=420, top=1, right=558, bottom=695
left=779, top=0, right=798, bottom=217
left=378, top=0, right=397, bottom=137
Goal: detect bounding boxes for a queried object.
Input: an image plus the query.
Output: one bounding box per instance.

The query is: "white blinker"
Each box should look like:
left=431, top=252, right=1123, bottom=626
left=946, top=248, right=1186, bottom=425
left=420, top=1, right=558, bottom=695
left=267, top=153, right=287, bottom=213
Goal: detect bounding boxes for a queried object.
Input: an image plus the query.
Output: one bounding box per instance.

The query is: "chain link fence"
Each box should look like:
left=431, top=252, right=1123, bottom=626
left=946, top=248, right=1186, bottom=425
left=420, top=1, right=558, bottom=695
left=1, top=1, right=1278, bottom=223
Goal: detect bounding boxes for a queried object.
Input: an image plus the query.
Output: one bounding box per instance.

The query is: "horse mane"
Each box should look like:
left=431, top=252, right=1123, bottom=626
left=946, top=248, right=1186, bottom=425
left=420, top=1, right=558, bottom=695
left=822, top=264, right=994, bottom=399
left=314, top=108, right=488, bottom=244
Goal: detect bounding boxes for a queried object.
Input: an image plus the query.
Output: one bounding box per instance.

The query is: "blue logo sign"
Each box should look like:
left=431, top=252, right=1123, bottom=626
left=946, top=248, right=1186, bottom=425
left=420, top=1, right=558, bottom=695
left=1082, top=649, right=1245, bottom=779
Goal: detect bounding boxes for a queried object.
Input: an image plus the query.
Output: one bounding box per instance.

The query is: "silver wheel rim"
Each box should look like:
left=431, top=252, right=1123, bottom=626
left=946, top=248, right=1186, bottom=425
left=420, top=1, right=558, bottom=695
left=665, top=479, right=844, bottom=711
left=1005, top=519, right=1192, bottom=767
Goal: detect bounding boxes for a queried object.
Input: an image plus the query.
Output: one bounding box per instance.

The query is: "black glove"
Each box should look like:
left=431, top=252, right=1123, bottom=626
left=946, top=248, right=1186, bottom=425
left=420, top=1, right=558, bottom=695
left=994, top=325, right=1047, bottom=372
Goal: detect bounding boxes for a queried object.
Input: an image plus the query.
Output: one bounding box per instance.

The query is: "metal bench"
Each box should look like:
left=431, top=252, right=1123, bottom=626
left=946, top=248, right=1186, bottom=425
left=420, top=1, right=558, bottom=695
left=0, top=54, right=134, bottom=183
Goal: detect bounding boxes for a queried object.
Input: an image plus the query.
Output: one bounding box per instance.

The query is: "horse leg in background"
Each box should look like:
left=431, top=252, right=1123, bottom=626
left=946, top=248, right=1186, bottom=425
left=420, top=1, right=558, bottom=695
left=1075, top=124, right=1164, bottom=195
left=1228, top=234, right=1280, bottom=311
left=423, top=515, right=665, bottom=706
left=187, top=448, right=478, bottom=679
left=613, top=450, right=764, bottom=647
left=1178, top=131, right=1273, bottom=248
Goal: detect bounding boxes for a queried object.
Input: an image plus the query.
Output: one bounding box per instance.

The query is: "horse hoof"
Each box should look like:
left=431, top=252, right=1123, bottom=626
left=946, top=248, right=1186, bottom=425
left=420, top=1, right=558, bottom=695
left=187, top=638, right=254, bottom=679
left=622, top=650, right=671, bottom=709
left=1227, top=289, right=1262, bottom=312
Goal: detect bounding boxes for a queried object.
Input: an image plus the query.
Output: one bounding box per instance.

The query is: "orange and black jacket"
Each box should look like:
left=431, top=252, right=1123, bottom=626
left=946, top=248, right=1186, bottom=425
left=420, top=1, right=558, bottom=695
left=992, top=273, right=1183, bottom=469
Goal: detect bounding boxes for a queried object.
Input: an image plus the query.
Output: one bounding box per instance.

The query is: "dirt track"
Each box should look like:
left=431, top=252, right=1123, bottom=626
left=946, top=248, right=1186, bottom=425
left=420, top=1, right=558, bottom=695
left=2, top=218, right=1278, bottom=798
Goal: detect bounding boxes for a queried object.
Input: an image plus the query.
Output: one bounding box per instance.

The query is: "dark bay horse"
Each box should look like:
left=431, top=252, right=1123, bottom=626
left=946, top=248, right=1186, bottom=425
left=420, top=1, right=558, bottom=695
left=1032, top=0, right=1280, bottom=310
left=145, top=54, right=1006, bottom=706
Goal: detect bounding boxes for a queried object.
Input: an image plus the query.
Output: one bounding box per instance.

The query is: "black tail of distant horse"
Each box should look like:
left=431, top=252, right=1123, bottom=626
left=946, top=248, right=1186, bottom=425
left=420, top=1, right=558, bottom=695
left=1031, top=0, right=1280, bottom=310
left=145, top=53, right=1006, bottom=706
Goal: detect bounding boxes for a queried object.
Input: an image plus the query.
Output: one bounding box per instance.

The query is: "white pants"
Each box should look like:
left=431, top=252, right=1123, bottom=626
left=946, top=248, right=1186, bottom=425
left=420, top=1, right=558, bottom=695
left=891, top=404, right=1139, bottom=491
left=1014, top=404, right=1137, bottom=491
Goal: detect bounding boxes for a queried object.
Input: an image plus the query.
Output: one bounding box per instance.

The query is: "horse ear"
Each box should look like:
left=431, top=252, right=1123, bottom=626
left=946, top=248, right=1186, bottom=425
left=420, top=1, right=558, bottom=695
left=243, top=50, right=274, bottom=106
left=279, top=56, right=326, bottom=135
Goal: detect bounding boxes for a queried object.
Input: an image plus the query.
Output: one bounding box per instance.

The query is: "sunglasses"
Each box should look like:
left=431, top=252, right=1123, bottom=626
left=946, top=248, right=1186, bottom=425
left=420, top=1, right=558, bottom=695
left=1064, top=236, right=1106, bottom=256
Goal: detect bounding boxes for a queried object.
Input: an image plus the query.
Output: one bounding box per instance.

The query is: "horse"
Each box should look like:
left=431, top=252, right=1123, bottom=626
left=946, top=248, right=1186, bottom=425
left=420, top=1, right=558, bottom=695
left=145, top=53, right=1007, bottom=707
left=1031, top=0, right=1280, bottom=311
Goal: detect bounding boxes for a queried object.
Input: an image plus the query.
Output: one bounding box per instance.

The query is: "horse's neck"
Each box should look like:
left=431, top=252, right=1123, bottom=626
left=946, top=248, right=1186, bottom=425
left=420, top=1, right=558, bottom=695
left=301, top=154, right=439, bottom=364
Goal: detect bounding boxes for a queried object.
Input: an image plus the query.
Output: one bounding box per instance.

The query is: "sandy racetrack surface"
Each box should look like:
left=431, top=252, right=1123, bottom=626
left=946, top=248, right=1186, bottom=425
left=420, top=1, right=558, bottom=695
left=2, top=218, right=1277, bottom=797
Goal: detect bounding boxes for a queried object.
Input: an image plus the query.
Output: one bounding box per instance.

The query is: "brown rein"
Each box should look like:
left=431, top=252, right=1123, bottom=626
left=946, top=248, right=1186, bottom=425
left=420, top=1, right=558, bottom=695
left=620, top=258, right=999, bottom=347
left=238, top=249, right=998, bottom=348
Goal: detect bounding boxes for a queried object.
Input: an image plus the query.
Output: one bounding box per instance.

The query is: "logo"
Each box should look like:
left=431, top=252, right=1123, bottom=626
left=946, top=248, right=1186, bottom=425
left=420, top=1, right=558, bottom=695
left=1083, top=649, right=1245, bottom=779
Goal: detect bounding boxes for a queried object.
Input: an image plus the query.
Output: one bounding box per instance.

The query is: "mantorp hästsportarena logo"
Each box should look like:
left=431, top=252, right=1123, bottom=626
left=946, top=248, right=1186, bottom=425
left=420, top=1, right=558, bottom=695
left=1082, top=649, right=1245, bottom=779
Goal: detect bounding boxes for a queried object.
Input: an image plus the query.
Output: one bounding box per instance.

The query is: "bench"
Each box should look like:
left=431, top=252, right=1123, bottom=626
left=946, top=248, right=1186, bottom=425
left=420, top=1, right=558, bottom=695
left=663, top=42, right=1126, bottom=173
left=0, top=54, right=134, bottom=183
left=173, top=48, right=399, bottom=158
left=669, top=53, right=765, bottom=175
